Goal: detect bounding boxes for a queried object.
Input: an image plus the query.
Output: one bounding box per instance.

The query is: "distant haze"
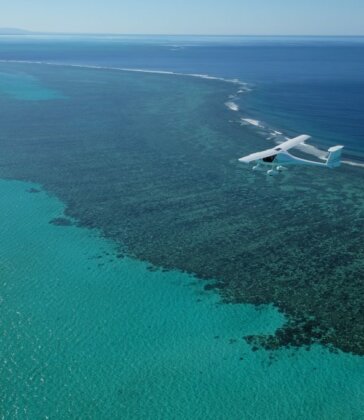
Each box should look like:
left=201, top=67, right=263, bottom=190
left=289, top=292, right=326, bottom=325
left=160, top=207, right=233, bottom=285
left=0, top=0, right=363, bottom=36
left=0, top=28, right=33, bottom=35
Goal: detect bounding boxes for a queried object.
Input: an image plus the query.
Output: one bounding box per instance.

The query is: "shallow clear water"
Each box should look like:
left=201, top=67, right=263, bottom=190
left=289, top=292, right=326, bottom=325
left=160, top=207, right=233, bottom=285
left=1, top=179, right=364, bottom=419
left=0, top=71, right=63, bottom=100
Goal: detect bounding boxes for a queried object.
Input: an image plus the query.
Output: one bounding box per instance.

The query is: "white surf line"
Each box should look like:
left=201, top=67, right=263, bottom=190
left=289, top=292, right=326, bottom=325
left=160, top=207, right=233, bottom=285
left=341, top=160, right=364, bottom=168
left=241, top=118, right=263, bottom=128
left=0, top=59, right=249, bottom=88
left=0, top=59, right=251, bottom=115
left=225, top=101, right=239, bottom=111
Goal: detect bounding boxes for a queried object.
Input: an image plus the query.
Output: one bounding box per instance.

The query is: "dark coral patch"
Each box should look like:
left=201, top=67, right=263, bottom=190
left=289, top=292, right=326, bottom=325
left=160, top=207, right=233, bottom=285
left=49, top=217, right=73, bottom=226
left=27, top=187, right=41, bottom=193
left=244, top=318, right=335, bottom=352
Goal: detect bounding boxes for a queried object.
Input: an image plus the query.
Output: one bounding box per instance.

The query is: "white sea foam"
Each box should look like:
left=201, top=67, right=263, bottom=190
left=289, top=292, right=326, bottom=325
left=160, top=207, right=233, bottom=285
left=0, top=59, right=249, bottom=88
left=169, top=45, right=185, bottom=49
left=225, top=101, right=239, bottom=111
left=241, top=118, right=262, bottom=127
left=341, top=160, right=364, bottom=168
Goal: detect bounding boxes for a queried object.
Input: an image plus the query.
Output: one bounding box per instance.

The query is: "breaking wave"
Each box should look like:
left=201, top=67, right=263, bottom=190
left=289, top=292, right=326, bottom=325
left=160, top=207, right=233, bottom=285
left=225, top=101, right=239, bottom=111
left=240, top=118, right=263, bottom=128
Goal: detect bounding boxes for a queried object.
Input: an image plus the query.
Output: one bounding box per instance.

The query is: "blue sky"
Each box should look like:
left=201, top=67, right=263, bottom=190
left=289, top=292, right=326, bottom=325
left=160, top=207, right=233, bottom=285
left=1, top=0, right=364, bottom=35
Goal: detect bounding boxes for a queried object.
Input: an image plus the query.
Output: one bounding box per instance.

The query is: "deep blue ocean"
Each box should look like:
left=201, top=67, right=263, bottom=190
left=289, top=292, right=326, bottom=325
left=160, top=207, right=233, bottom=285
left=1, top=36, right=364, bottom=419
left=1, top=35, right=364, bottom=162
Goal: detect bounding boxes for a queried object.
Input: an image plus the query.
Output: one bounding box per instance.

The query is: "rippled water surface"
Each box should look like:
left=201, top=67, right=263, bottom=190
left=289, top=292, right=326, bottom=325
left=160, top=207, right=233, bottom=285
left=1, top=180, right=364, bottom=419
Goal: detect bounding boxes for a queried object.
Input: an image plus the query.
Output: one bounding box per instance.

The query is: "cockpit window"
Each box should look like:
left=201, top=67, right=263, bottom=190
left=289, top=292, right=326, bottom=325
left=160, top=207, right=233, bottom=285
left=263, top=154, right=277, bottom=163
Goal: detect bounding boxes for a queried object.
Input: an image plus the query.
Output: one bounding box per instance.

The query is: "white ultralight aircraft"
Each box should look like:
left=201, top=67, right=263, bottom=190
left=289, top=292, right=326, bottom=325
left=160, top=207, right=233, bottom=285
left=238, top=135, right=344, bottom=176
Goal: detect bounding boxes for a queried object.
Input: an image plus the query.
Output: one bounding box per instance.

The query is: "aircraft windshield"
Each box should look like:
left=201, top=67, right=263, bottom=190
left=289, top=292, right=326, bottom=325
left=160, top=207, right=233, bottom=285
left=263, top=155, right=277, bottom=163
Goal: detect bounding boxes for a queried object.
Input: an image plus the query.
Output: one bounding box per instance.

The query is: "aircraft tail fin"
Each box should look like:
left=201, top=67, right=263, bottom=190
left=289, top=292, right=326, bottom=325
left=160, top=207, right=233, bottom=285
left=326, top=145, right=344, bottom=168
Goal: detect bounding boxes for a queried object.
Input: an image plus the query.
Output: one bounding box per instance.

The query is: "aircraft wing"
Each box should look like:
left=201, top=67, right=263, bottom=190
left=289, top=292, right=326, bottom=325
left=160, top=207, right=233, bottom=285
left=238, top=135, right=310, bottom=163
left=276, top=134, right=310, bottom=151
left=238, top=148, right=278, bottom=163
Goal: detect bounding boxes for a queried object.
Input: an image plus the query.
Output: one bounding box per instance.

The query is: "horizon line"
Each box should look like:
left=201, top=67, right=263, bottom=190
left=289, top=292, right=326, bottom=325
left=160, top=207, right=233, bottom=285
left=2, top=34, right=364, bottom=38
left=0, top=29, right=364, bottom=37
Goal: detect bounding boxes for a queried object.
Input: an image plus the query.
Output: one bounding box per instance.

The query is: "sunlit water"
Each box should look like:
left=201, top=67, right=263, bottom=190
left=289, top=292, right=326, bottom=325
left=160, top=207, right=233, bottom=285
left=1, top=180, right=364, bottom=419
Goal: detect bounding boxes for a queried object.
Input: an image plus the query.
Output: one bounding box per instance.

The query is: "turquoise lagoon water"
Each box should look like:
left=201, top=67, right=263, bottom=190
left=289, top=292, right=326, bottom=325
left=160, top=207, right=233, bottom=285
left=1, top=179, right=364, bottom=419
left=0, top=71, right=63, bottom=100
